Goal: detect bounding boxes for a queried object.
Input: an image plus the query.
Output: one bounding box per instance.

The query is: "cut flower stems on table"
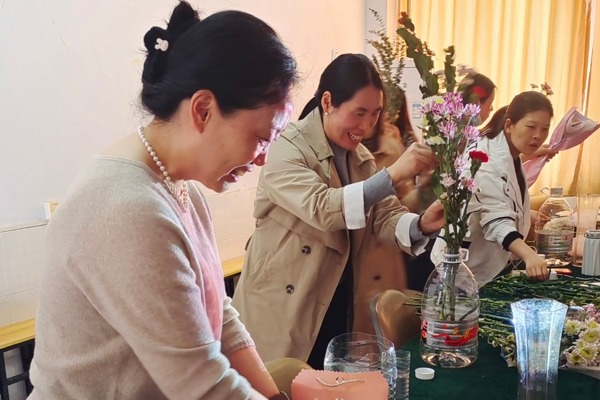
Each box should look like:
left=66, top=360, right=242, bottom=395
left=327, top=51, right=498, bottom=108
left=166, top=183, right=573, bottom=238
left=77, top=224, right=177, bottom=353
left=407, top=274, right=600, bottom=369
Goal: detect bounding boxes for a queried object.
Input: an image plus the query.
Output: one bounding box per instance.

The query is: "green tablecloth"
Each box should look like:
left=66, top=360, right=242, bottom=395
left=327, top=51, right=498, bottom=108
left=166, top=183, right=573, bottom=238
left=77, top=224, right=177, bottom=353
left=401, top=264, right=600, bottom=399
left=402, top=337, right=599, bottom=399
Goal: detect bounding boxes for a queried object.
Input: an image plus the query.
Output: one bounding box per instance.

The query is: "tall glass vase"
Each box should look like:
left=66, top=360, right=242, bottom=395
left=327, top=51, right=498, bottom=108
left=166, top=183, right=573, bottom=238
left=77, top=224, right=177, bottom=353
left=420, top=251, right=479, bottom=368
left=511, top=299, right=568, bottom=400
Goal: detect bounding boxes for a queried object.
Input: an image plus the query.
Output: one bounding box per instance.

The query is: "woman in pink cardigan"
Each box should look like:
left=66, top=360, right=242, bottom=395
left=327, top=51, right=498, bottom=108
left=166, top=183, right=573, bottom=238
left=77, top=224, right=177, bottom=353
left=29, top=2, right=297, bottom=399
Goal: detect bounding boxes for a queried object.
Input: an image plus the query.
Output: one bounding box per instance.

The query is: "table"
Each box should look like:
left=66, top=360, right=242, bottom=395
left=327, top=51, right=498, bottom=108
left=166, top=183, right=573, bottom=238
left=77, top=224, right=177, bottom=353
left=400, top=263, right=600, bottom=399
left=222, top=256, right=244, bottom=297
left=0, top=319, right=35, bottom=399
left=401, top=337, right=599, bottom=399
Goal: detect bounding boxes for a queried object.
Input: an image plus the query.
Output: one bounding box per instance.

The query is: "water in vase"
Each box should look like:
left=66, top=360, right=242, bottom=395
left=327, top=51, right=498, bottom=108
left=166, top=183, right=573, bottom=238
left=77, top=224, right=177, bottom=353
left=420, top=251, right=480, bottom=368
left=420, top=302, right=479, bottom=368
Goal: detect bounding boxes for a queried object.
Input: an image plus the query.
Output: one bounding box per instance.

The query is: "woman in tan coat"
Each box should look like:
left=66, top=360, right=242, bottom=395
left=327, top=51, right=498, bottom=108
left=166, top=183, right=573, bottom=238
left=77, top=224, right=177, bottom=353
left=232, top=54, right=444, bottom=369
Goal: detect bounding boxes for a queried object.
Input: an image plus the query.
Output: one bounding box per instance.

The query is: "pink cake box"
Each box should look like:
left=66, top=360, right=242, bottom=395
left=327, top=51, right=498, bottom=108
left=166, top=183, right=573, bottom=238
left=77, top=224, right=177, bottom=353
left=291, top=369, right=388, bottom=400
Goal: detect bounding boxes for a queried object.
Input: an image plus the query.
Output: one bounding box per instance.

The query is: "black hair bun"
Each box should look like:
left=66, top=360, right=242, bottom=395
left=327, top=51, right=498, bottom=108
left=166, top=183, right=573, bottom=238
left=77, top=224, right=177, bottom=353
left=167, top=1, right=200, bottom=40
left=143, top=26, right=168, bottom=54
left=141, top=2, right=199, bottom=84
left=142, top=26, right=169, bottom=84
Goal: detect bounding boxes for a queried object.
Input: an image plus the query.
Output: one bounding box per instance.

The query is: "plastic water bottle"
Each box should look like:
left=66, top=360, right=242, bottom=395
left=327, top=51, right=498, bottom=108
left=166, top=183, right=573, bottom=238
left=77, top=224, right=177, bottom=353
left=534, top=188, right=574, bottom=266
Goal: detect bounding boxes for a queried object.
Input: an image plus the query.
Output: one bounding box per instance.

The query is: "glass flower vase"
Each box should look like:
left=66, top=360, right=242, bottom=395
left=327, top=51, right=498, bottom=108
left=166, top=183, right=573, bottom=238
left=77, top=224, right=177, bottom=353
left=511, top=299, right=568, bottom=400
left=420, top=251, right=479, bottom=368
left=323, top=332, right=397, bottom=398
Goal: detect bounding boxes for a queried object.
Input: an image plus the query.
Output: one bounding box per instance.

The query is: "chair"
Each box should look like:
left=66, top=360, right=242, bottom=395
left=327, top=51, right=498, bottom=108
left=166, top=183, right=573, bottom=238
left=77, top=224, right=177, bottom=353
left=369, top=289, right=421, bottom=349
left=264, top=357, right=312, bottom=398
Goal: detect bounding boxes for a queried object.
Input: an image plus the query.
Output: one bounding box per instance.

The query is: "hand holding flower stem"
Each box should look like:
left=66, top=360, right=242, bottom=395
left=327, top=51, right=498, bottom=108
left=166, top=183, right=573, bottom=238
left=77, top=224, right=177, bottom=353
left=387, top=142, right=438, bottom=184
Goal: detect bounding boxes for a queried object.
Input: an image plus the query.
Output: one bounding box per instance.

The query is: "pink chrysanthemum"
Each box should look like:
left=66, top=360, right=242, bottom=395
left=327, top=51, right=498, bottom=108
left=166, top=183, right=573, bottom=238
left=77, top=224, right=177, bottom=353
left=440, top=173, right=456, bottom=188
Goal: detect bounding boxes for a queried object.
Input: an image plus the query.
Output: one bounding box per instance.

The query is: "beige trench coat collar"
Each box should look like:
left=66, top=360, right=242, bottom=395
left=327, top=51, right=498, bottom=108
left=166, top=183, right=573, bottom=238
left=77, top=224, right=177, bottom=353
left=289, top=108, right=375, bottom=185
left=291, top=108, right=376, bottom=253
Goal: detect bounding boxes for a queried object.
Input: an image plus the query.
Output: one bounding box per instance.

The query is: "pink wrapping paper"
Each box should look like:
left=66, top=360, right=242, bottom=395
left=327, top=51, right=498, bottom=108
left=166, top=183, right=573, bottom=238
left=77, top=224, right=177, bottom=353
left=523, top=107, right=600, bottom=186
left=291, top=369, right=388, bottom=400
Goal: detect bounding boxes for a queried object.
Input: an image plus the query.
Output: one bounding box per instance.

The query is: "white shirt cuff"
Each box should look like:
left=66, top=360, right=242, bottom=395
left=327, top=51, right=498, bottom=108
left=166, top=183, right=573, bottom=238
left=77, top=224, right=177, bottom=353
left=343, top=181, right=366, bottom=230
left=395, top=212, right=429, bottom=255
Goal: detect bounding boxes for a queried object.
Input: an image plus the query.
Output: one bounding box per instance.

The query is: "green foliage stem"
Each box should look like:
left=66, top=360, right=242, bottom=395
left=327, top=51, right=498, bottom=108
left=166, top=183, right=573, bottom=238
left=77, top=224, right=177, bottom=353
left=367, top=8, right=405, bottom=122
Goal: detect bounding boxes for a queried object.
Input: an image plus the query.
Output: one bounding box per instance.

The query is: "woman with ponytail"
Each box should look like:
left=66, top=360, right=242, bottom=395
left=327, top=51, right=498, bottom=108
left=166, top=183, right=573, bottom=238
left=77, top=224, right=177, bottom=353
left=29, top=2, right=297, bottom=399
left=458, top=72, right=497, bottom=125
left=431, top=91, right=554, bottom=286
left=233, top=53, right=445, bottom=368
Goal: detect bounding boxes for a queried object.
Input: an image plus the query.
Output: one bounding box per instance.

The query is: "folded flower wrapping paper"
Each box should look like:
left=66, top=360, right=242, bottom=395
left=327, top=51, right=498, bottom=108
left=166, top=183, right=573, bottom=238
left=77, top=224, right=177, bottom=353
left=523, top=107, right=600, bottom=186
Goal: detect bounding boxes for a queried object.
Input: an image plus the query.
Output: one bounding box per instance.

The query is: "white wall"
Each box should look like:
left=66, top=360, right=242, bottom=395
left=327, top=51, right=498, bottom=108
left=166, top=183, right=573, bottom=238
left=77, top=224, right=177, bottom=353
left=0, top=0, right=372, bottom=228
left=0, top=0, right=376, bottom=267
left=0, top=1, right=398, bottom=398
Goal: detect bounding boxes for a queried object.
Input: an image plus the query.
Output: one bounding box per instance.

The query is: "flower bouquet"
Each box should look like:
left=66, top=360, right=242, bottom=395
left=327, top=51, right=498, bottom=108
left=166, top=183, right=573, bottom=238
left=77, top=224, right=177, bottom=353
left=561, top=303, right=600, bottom=379
left=418, top=92, right=488, bottom=367
left=421, top=92, right=487, bottom=255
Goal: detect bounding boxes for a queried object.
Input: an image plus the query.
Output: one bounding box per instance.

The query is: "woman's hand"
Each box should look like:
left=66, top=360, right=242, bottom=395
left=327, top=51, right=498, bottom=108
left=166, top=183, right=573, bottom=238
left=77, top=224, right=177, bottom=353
left=415, top=170, right=433, bottom=189
left=508, top=238, right=548, bottom=281
left=382, top=120, right=402, bottom=141
left=228, top=347, right=280, bottom=399
left=387, top=143, right=437, bottom=184
left=522, top=144, right=558, bottom=162
left=535, top=144, right=558, bottom=159
left=530, top=210, right=539, bottom=221
left=419, top=200, right=445, bottom=235
left=524, top=253, right=548, bottom=281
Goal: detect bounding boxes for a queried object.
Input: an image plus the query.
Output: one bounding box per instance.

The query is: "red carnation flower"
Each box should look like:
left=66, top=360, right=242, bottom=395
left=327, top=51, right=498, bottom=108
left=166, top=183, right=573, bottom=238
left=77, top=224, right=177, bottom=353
left=469, top=150, right=489, bottom=163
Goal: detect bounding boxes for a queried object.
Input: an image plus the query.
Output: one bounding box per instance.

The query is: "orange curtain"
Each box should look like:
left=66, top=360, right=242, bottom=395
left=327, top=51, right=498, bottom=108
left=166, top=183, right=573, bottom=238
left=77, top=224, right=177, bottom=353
left=575, top=0, right=600, bottom=194
left=398, top=0, right=596, bottom=195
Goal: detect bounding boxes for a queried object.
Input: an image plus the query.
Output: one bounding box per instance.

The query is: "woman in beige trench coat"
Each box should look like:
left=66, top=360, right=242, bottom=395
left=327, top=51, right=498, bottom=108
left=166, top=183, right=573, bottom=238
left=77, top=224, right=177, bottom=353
left=232, top=54, right=444, bottom=369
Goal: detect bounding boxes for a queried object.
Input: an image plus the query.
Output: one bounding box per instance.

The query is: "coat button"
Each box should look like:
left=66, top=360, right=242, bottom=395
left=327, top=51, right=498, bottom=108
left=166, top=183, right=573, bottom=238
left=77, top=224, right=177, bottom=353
left=301, top=245, right=311, bottom=254
left=285, top=284, right=295, bottom=294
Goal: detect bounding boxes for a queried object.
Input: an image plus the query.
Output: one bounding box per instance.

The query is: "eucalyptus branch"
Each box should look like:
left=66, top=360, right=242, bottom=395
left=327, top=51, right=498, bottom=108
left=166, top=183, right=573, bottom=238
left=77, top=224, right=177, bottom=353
left=367, top=8, right=405, bottom=122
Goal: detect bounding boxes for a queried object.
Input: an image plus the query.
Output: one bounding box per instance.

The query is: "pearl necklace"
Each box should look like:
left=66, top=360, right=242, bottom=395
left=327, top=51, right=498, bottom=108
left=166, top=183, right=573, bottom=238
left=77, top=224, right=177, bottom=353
left=137, top=125, right=189, bottom=212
